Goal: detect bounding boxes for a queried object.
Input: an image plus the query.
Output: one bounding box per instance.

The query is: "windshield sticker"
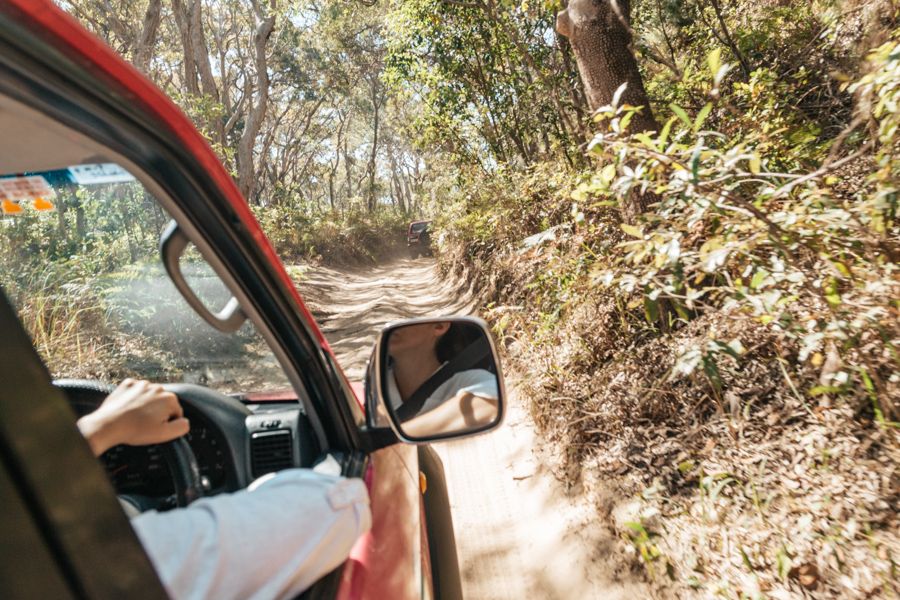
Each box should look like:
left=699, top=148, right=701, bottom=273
left=0, top=175, right=56, bottom=201
left=68, top=163, right=135, bottom=185
left=1, top=199, right=23, bottom=214
left=32, top=197, right=55, bottom=211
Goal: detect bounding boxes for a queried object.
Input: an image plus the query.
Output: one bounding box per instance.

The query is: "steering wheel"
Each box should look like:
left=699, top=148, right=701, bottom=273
left=55, top=379, right=204, bottom=509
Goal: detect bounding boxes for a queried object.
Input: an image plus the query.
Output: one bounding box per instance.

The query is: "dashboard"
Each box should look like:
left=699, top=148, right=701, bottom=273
left=100, top=410, right=230, bottom=498
left=60, top=381, right=318, bottom=509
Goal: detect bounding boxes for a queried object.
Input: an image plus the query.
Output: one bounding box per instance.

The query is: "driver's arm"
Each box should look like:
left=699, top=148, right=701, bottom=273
left=133, top=469, right=371, bottom=600
left=76, top=378, right=190, bottom=456
left=76, top=379, right=371, bottom=599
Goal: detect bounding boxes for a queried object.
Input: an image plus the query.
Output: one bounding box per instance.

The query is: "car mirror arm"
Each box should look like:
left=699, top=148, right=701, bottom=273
left=356, top=426, right=399, bottom=453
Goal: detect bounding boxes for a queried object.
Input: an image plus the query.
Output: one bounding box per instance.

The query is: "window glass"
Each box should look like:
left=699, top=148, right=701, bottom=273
left=0, top=163, right=291, bottom=394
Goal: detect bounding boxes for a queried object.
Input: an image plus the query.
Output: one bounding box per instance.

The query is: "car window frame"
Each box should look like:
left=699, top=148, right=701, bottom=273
left=0, top=4, right=365, bottom=455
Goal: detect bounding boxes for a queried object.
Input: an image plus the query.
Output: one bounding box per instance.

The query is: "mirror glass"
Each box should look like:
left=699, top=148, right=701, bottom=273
left=381, top=320, right=501, bottom=440
left=180, top=243, right=234, bottom=313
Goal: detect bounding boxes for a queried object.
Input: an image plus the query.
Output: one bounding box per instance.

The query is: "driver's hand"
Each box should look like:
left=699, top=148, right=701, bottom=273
left=77, top=379, right=190, bottom=456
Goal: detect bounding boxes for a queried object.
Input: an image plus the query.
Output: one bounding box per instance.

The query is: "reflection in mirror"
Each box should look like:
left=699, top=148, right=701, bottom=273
left=382, top=320, right=501, bottom=439
left=180, top=243, right=234, bottom=312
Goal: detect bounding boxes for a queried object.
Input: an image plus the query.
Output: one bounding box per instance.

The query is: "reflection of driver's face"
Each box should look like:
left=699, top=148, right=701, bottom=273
left=388, top=322, right=450, bottom=357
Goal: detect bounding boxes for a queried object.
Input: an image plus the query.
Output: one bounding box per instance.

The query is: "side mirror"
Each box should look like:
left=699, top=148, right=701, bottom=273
left=366, top=316, right=505, bottom=443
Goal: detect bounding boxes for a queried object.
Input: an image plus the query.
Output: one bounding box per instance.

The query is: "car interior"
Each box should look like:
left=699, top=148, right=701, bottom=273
left=0, top=90, right=330, bottom=514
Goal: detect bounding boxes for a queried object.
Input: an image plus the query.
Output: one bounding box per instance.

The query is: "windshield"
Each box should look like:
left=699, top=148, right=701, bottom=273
left=0, top=164, right=291, bottom=395
left=410, top=222, right=428, bottom=233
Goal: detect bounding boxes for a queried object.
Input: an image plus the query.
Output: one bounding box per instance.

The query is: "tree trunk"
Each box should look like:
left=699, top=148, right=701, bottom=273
left=171, top=0, right=199, bottom=95
left=133, top=0, right=162, bottom=74
left=557, top=0, right=658, bottom=216
left=236, top=7, right=276, bottom=202
left=389, top=153, right=407, bottom=215
left=366, top=83, right=380, bottom=212
left=74, top=199, right=86, bottom=241
left=556, top=0, right=657, bottom=134
left=328, top=174, right=336, bottom=210
left=56, top=193, right=68, bottom=240
left=343, top=139, right=353, bottom=203
left=188, top=0, right=219, bottom=103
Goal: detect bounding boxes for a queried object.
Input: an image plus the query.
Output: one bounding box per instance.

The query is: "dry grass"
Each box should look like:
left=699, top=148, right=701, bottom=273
left=11, top=274, right=118, bottom=378
left=439, top=226, right=899, bottom=598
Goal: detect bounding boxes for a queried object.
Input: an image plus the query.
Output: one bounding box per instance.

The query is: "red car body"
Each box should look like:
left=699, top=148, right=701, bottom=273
left=0, top=2, right=450, bottom=598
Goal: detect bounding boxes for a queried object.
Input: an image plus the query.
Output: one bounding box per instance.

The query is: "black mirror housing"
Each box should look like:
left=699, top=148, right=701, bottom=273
left=365, top=316, right=505, bottom=444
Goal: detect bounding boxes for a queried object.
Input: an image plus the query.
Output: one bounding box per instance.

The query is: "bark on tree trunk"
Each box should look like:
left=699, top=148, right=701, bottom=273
left=171, top=0, right=199, bottom=95
left=343, top=139, right=353, bottom=202
left=189, top=0, right=219, bottom=103
left=556, top=0, right=657, bottom=134
left=556, top=0, right=658, bottom=217
left=236, top=7, right=276, bottom=202
left=74, top=199, right=86, bottom=240
left=366, top=82, right=380, bottom=213
left=133, top=0, right=162, bottom=74
left=389, top=154, right=407, bottom=215
left=56, top=193, right=68, bottom=240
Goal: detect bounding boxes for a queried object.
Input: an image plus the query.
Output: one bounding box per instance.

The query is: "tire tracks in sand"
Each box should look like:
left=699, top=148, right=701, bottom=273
left=295, top=257, right=649, bottom=600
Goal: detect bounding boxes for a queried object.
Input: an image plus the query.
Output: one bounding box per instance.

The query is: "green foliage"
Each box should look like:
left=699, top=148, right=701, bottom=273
left=252, top=204, right=408, bottom=265
left=636, top=0, right=854, bottom=167
left=850, top=37, right=900, bottom=236
left=585, top=43, right=899, bottom=416
left=4, top=263, right=111, bottom=373
left=433, top=162, right=576, bottom=262
left=622, top=520, right=668, bottom=578
left=0, top=184, right=165, bottom=281
left=384, top=0, right=583, bottom=167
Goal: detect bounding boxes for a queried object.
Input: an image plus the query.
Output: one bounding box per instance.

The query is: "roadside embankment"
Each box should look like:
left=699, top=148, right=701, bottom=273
left=432, top=152, right=898, bottom=598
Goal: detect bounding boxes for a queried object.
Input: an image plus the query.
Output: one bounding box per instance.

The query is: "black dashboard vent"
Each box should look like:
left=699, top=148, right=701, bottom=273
left=250, top=430, right=293, bottom=478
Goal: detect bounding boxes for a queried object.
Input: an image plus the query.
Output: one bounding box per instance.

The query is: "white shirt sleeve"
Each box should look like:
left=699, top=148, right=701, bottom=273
left=131, top=469, right=371, bottom=600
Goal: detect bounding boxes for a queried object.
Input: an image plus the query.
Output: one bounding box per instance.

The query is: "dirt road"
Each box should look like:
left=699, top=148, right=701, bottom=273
left=297, top=257, right=647, bottom=599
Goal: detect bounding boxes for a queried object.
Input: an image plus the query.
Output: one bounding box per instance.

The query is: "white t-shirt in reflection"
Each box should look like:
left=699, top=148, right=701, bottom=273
left=388, top=367, right=498, bottom=416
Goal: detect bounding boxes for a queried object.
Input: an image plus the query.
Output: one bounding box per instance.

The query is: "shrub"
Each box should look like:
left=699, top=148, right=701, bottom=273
left=252, top=204, right=408, bottom=265
left=583, top=42, right=899, bottom=420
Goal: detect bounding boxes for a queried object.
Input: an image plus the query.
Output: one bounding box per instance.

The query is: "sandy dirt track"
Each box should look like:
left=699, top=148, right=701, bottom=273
left=297, top=257, right=648, bottom=599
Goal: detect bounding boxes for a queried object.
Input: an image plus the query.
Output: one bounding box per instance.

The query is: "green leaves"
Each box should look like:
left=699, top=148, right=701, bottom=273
left=669, top=101, right=711, bottom=134
left=750, top=268, right=769, bottom=290
left=707, top=47, right=734, bottom=88
left=670, top=103, right=692, bottom=128
left=694, top=103, right=713, bottom=132
left=620, top=223, right=644, bottom=238
left=748, top=153, right=762, bottom=174
left=658, top=117, right=677, bottom=149
left=775, top=546, right=792, bottom=581
left=644, top=293, right=660, bottom=323
left=384, top=0, right=576, bottom=166
left=708, top=48, right=722, bottom=79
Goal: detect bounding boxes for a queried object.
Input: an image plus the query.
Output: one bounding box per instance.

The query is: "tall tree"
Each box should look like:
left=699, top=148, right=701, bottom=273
left=555, top=0, right=657, bottom=134
left=557, top=0, right=658, bottom=217
left=236, top=0, right=277, bottom=201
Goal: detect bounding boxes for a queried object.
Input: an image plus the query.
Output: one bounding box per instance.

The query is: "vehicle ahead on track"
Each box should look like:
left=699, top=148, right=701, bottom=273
left=0, top=3, right=505, bottom=599
left=407, top=220, right=433, bottom=258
